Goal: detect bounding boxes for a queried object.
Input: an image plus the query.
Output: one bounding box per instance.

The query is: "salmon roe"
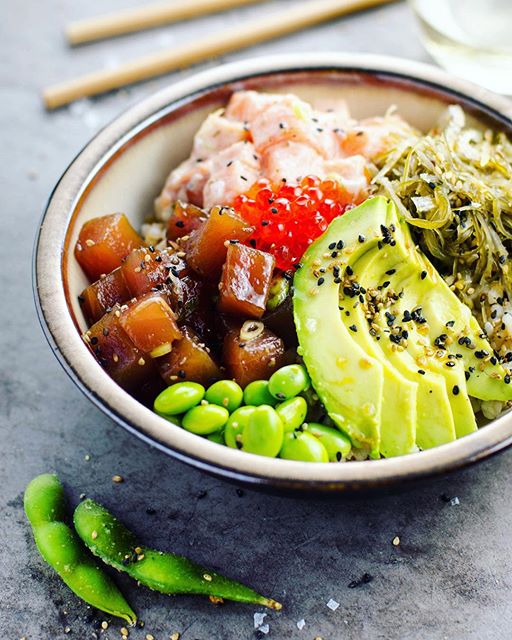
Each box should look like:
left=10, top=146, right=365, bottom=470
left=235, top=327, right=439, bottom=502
left=233, top=175, right=358, bottom=271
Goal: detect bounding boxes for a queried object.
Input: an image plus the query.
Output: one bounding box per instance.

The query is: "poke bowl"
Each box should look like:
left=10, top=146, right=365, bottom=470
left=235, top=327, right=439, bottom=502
left=34, top=53, right=512, bottom=493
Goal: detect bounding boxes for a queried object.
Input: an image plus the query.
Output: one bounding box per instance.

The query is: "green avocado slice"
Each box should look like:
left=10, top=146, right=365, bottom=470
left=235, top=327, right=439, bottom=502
left=293, top=197, right=389, bottom=456
left=390, top=207, right=512, bottom=402
left=351, top=249, right=456, bottom=450
left=338, top=249, right=418, bottom=457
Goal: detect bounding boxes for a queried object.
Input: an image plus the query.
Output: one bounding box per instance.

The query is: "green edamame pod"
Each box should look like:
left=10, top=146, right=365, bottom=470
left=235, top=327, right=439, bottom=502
left=243, top=405, right=284, bottom=457
left=268, top=365, right=310, bottom=401
left=224, top=406, right=255, bottom=449
left=154, top=382, right=205, bottom=416
left=276, top=396, right=308, bottom=433
left=205, top=380, right=243, bottom=412
left=305, top=423, right=352, bottom=461
left=182, top=404, right=229, bottom=435
left=74, top=499, right=281, bottom=610
left=279, top=432, right=329, bottom=462
left=24, top=474, right=136, bottom=625
left=243, top=380, right=278, bottom=407
left=207, top=430, right=225, bottom=445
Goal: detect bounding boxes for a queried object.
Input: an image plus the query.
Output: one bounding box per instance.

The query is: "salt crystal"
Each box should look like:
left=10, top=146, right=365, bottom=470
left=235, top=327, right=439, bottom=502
left=259, top=624, right=270, bottom=635
left=449, top=496, right=460, bottom=506
left=297, top=619, right=306, bottom=630
left=254, top=612, right=267, bottom=629
left=327, top=598, right=340, bottom=611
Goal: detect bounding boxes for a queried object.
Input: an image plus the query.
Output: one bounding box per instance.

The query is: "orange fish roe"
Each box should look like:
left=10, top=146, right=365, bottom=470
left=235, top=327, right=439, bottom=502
left=233, top=175, right=360, bottom=271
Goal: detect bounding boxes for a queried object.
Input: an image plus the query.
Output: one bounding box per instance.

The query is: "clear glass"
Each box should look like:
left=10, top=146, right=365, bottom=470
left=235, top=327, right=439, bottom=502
left=409, top=0, right=512, bottom=94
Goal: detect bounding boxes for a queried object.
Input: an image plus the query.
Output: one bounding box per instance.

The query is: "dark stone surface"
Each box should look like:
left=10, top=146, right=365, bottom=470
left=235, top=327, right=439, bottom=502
left=1, top=1, right=509, bottom=638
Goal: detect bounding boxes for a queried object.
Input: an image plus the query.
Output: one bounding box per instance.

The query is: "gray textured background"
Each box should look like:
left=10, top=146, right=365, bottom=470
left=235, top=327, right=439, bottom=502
left=2, top=1, right=511, bottom=638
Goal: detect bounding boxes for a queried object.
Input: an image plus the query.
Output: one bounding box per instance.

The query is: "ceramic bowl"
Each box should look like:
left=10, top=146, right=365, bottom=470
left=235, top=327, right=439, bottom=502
left=34, top=53, right=512, bottom=493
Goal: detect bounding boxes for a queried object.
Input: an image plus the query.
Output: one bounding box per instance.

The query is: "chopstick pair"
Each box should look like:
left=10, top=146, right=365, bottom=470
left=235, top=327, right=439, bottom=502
left=44, top=0, right=396, bottom=110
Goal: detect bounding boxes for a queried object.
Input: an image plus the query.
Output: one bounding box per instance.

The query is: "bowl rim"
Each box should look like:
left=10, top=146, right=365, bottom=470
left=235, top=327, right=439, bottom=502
left=34, top=52, right=512, bottom=491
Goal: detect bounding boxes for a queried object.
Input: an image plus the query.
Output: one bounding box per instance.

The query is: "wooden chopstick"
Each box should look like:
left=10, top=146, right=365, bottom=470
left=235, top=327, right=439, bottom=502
left=66, top=0, right=267, bottom=46
left=44, top=0, right=396, bottom=110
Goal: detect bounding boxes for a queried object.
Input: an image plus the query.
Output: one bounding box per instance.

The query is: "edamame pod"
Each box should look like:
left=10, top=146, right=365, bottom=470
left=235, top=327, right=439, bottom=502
left=268, top=365, right=310, bottom=401
left=182, top=404, right=229, bottom=435
left=205, top=380, right=243, bottom=412
left=305, top=423, right=352, bottom=461
left=24, top=474, right=136, bottom=625
left=154, top=382, right=205, bottom=415
left=243, top=380, right=278, bottom=407
left=74, top=499, right=281, bottom=610
left=276, top=396, right=308, bottom=432
left=224, top=406, right=255, bottom=449
left=243, top=405, right=284, bottom=457
left=279, top=431, right=329, bottom=462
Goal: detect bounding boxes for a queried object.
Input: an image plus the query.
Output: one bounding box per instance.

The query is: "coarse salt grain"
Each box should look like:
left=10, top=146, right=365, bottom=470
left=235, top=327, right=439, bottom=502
left=297, top=619, right=306, bottom=630
left=254, top=612, right=267, bottom=629
left=258, top=624, right=270, bottom=635
left=449, top=496, right=460, bottom=506
left=327, top=598, right=340, bottom=611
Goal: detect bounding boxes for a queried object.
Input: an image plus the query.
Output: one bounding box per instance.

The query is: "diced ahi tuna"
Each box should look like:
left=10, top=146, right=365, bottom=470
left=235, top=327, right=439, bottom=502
left=79, top=267, right=130, bottom=326
left=186, top=206, right=254, bottom=278
left=166, top=201, right=207, bottom=242
left=84, top=305, right=156, bottom=392
left=157, top=326, right=221, bottom=386
left=75, top=213, right=144, bottom=282
left=121, top=247, right=187, bottom=300
left=119, top=294, right=182, bottom=358
left=223, top=325, right=285, bottom=387
left=218, top=244, right=275, bottom=318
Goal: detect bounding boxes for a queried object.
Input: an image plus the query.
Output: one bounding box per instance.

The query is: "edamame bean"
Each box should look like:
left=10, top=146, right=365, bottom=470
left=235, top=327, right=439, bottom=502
left=276, top=396, right=308, bottom=433
left=154, top=410, right=182, bottom=427
left=24, top=474, right=136, bottom=624
left=74, top=499, right=281, bottom=609
left=304, top=423, right=352, bottom=461
left=205, top=380, right=243, bottom=412
left=243, top=380, right=277, bottom=407
left=224, top=406, right=255, bottom=449
left=243, top=405, right=283, bottom=457
left=154, top=382, right=204, bottom=415
left=207, top=431, right=225, bottom=445
left=182, top=404, right=229, bottom=435
left=279, top=431, right=329, bottom=462
left=268, top=365, right=310, bottom=401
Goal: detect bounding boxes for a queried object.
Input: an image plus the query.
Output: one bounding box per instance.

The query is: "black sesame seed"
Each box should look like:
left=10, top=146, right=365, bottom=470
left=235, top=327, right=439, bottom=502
left=336, top=451, right=342, bottom=462
left=328, top=242, right=336, bottom=250
left=346, top=265, right=353, bottom=276
left=446, top=361, right=456, bottom=367
left=271, top=207, right=278, bottom=214
left=385, top=269, right=396, bottom=275
left=337, top=240, right=344, bottom=250
left=77, top=295, right=85, bottom=304
left=155, top=255, right=162, bottom=263
left=349, top=325, right=357, bottom=332
left=465, top=371, right=470, bottom=380
left=505, top=375, right=511, bottom=384
left=102, top=327, right=109, bottom=337
left=445, top=320, right=455, bottom=327
left=249, top=239, right=257, bottom=248
left=261, top=220, right=269, bottom=226
left=90, top=336, right=98, bottom=345
left=418, top=369, right=425, bottom=375
left=358, top=235, right=365, bottom=243
left=317, top=277, right=325, bottom=286
left=452, top=385, right=460, bottom=395
left=420, top=270, right=427, bottom=280
left=175, top=220, right=185, bottom=228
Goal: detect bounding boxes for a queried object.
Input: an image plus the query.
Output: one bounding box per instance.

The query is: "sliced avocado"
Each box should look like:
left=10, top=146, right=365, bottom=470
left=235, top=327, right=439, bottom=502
left=294, top=197, right=388, bottom=456
left=352, top=249, right=456, bottom=450
left=391, top=208, right=512, bottom=402
left=294, top=196, right=512, bottom=458
left=337, top=250, right=418, bottom=457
